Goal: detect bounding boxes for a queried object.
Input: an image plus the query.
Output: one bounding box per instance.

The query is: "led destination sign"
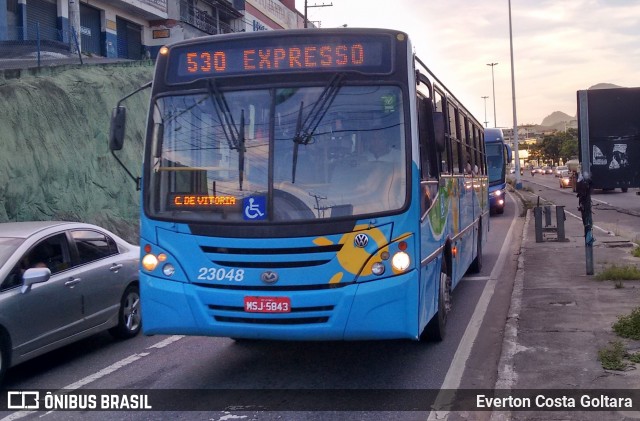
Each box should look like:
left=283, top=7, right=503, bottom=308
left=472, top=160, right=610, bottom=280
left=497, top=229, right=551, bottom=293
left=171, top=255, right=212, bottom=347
left=170, top=194, right=238, bottom=209
left=166, top=34, right=393, bottom=83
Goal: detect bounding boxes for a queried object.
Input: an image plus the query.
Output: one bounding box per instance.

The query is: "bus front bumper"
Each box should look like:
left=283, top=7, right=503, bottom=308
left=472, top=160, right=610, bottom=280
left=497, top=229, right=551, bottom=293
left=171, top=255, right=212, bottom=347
left=139, top=271, right=420, bottom=341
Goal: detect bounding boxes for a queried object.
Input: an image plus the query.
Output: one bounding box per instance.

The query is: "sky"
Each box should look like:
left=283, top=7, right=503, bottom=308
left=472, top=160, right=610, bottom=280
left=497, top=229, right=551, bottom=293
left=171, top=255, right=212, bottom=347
left=294, top=0, right=640, bottom=128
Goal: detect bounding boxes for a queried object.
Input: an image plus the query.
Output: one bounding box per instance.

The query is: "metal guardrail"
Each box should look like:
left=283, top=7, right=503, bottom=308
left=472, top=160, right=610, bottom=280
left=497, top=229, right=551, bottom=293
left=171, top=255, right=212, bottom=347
left=534, top=204, right=567, bottom=243
left=0, top=23, right=82, bottom=69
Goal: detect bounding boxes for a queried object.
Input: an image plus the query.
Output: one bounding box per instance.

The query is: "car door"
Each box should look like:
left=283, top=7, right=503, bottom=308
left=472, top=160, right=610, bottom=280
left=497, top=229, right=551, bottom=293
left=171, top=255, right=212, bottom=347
left=69, top=229, right=124, bottom=330
left=11, top=233, right=84, bottom=358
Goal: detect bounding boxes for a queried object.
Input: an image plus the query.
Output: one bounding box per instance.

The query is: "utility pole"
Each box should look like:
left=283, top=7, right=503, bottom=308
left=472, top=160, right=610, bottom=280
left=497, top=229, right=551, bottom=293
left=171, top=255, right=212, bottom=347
left=0, top=0, right=7, bottom=40
left=481, top=96, right=489, bottom=127
left=304, top=0, right=333, bottom=28
left=507, top=0, right=521, bottom=190
left=486, top=62, right=498, bottom=127
left=69, top=0, right=81, bottom=53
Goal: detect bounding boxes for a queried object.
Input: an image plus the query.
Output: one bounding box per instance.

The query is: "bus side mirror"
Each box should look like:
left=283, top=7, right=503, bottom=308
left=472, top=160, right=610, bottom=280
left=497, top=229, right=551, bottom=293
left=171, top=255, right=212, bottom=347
left=109, top=106, right=127, bottom=151
left=505, top=144, right=513, bottom=164
left=433, top=112, right=445, bottom=152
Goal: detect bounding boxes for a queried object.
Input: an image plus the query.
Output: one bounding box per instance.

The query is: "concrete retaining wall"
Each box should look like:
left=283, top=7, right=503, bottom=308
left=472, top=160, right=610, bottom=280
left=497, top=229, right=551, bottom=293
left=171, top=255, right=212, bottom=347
left=0, top=61, right=154, bottom=243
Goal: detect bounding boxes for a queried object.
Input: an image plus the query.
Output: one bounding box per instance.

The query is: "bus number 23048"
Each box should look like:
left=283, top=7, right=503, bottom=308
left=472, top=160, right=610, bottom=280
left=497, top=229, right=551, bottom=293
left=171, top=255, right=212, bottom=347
left=197, top=268, right=245, bottom=281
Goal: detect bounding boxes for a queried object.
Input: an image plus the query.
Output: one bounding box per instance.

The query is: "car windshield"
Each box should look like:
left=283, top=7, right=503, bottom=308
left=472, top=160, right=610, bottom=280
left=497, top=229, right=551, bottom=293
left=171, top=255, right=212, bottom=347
left=0, top=237, right=24, bottom=264
left=148, top=85, right=407, bottom=223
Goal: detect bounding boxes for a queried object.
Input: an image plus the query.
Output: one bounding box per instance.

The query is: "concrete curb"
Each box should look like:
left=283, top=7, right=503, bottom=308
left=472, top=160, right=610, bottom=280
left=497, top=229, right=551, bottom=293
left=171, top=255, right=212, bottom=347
left=490, top=202, right=530, bottom=421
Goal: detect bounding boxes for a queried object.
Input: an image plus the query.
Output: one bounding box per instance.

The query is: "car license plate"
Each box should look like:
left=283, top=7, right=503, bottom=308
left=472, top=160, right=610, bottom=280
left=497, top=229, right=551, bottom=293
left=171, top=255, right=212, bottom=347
left=244, top=296, right=291, bottom=313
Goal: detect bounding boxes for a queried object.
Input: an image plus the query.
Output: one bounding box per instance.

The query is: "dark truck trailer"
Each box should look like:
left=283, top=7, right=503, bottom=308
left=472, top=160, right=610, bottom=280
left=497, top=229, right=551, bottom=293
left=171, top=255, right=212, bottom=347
left=577, top=87, right=640, bottom=192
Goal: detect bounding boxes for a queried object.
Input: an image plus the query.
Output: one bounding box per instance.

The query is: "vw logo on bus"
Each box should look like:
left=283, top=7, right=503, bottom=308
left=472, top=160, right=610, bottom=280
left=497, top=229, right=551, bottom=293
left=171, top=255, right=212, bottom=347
left=354, top=233, right=369, bottom=248
left=261, top=271, right=279, bottom=284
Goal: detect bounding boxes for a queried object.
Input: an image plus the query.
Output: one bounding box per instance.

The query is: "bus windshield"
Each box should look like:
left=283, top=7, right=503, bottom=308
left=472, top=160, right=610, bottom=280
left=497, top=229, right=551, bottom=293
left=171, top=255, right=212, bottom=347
left=149, top=84, right=406, bottom=223
left=485, top=142, right=505, bottom=185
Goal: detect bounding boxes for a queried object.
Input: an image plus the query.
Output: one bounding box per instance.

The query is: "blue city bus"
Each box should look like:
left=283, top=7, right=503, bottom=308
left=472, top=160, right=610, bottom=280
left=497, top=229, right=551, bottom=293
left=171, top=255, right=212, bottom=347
left=109, top=28, right=488, bottom=341
left=484, top=128, right=512, bottom=215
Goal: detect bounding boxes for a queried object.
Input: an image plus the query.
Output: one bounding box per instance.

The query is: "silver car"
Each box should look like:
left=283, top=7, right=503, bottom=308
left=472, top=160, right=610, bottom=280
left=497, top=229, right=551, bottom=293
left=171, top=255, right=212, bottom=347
left=0, top=221, right=141, bottom=382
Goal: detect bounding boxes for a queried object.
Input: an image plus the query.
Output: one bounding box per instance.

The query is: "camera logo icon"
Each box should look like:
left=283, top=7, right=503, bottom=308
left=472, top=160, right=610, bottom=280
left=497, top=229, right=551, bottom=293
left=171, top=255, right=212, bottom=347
left=7, top=391, right=40, bottom=409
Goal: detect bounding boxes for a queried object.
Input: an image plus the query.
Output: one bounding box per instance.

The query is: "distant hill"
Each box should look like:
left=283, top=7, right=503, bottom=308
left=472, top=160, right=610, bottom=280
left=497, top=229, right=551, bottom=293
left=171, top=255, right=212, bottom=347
left=541, top=111, right=574, bottom=128
left=588, top=83, right=623, bottom=90
left=537, top=83, right=625, bottom=129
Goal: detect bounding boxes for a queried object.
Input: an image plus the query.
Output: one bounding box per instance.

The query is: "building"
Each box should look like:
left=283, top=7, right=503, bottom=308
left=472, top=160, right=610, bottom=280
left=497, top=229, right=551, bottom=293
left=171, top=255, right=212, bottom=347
left=0, top=0, right=305, bottom=60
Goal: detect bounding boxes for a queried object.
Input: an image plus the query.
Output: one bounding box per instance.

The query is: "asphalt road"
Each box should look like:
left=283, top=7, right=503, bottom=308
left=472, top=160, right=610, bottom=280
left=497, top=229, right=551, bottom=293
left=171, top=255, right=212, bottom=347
left=515, top=171, right=640, bottom=242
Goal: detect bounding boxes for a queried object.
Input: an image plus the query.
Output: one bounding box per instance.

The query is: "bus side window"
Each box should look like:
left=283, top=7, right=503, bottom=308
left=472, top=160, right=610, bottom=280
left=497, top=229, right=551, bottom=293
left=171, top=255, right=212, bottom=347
left=448, top=103, right=462, bottom=174
left=417, top=96, right=437, bottom=180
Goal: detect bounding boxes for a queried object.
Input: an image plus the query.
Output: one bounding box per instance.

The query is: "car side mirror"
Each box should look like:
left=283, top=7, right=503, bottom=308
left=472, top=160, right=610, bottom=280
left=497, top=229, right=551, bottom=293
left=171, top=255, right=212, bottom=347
left=21, top=267, right=51, bottom=294
left=109, top=106, right=127, bottom=151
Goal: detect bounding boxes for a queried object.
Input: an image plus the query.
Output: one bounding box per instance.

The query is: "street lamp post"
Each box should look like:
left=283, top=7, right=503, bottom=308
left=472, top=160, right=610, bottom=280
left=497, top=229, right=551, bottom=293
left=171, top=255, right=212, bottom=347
left=508, top=0, right=521, bottom=189
left=482, top=96, right=489, bottom=127
left=486, top=62, right=498, bottom=127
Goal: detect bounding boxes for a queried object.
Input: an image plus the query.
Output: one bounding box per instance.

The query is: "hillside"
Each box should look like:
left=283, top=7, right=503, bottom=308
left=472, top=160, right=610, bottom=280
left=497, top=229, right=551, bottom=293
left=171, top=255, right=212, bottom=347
left=537, top=83, right=625, bottom=129
left=541, top=111, right=574, bottom=128
left=588, top=83, right=623, bottom=90
left=0, top=62, right=154, bottom=243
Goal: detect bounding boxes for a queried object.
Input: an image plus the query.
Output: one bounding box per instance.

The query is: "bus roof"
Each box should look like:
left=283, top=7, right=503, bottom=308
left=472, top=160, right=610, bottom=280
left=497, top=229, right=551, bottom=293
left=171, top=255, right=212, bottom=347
left=484, top=128, right=504, bottom=142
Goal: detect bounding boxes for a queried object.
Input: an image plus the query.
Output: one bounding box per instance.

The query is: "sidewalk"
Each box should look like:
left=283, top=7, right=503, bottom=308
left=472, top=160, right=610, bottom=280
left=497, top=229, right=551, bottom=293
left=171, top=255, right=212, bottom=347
left=494, top=203, right=640, bottom=420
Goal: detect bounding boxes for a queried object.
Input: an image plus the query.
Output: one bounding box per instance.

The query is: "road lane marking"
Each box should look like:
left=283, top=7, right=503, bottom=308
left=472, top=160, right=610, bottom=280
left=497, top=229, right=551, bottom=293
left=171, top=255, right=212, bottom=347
left=61, top=353, right=149, bottom=391
left=428, top=191, right=519, bottom=420
left=564, top=209, right=615, bottom=235
left=147, top=335, right=184, bottom=349
left=462, top=276, right=491, bottom=281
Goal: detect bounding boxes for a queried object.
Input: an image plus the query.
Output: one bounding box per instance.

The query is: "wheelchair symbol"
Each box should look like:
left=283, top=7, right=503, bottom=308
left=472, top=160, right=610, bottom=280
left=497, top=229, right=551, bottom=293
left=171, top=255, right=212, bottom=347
left=244, top=197, right=266, bottom=220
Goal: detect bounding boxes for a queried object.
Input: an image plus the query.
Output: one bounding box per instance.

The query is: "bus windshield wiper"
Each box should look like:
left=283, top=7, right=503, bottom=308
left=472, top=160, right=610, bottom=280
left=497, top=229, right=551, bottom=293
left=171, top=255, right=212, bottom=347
left=238, top=109, right=245, bottom=190
left=208, top=80, right=246, bottom=190
left=291, top=73, right=344, bottom=183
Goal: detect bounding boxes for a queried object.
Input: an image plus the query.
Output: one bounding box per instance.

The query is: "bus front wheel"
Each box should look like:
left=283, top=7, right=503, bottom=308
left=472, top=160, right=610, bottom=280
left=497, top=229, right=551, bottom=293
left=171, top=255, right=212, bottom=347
left=422, top=258, right=451, bottom=342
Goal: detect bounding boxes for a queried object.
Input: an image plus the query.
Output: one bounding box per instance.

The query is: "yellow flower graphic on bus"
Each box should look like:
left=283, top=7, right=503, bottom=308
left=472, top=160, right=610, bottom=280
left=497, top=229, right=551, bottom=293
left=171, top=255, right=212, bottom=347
left=314, top=224, right=389, bottom=284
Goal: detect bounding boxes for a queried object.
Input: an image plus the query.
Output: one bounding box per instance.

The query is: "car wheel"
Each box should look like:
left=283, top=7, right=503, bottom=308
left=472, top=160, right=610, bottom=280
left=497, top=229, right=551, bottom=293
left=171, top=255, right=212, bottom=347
left=109, top=284, right=141, bottom=339
left=422, top=258, right=451, bottom=342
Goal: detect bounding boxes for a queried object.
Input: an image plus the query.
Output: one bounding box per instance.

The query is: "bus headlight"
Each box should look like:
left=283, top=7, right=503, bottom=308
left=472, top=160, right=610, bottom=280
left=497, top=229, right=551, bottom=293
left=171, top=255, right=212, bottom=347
left=371, top=262, right=385, bottom=276
left=391, top=251, right=410, bottom=272
left=162, top=263, right=176, bottom=277
left=491, top=189, right=502, bottom=197
left=142, top=253, right=159, bottom=271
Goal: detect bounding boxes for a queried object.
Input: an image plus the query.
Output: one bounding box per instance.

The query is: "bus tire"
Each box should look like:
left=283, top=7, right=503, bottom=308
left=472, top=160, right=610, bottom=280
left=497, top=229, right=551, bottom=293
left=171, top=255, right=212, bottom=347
left=621, top=187, right=628, bottom=193
left=422, top=258, right=451, bottom=342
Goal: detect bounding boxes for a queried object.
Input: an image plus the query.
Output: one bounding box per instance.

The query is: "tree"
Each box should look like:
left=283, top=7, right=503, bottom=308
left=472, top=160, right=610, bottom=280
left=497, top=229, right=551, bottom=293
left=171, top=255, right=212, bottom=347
left=527, top=142, right=543, bottom=165
left=558, top=128, right=578, bottom=163
left=540, top=129, right=578, bottom=165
